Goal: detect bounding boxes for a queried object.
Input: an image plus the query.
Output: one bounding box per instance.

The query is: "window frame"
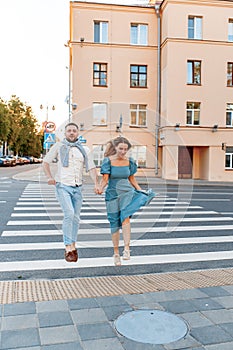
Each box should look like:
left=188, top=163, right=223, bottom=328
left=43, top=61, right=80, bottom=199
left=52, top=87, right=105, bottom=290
left=187, top=60, right=201, bottom=85
left=93, top=63, right=107, bottom=87
left=188, top=16, right=202, bottom=40
left=227, top=62, right=233, bottom=87
left=130, top=65, right=147, bottom=88
left=92, top=102, right=107, bottom=126
left=228, top=19, right=233, bottom=42
left=129, top=145, right=147, bottom=168
left=130, top=104, right=147, bottom=127
left=186, top=102, right=201, bottom=126
left=226, top=103, right=233, bottom=127
left=130, top=23, right=148, bottom=45
left=225, top=147, right=233, bottom=169
left=94, top=21, right=108, bottom=43
left=92, top=144, right=106, bottom=167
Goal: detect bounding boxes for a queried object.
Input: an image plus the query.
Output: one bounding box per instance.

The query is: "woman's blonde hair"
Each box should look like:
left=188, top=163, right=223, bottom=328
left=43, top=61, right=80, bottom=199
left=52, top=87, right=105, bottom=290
left=104, top=136, right=132, bottom=157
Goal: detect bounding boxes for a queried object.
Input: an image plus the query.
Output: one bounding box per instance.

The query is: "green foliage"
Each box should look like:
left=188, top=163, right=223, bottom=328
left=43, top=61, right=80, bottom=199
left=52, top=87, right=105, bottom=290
left=0, top=95, right=43, bottom=156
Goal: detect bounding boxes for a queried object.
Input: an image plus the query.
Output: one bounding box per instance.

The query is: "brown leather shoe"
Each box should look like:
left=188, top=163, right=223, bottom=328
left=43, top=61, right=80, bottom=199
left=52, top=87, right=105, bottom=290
left=65, top=249, right=78, bottom=262
left=72, top=249, right=78, bottom=262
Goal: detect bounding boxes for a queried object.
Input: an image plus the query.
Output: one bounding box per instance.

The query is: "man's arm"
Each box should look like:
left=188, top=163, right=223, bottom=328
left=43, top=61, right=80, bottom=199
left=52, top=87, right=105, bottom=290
left=43, top=161, right=56, bottom=185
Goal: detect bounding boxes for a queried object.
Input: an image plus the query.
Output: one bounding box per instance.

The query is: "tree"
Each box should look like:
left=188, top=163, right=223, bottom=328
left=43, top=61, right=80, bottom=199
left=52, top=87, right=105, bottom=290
left=5, top=95, right=43, bottom=156
left=0, top=99, right=10, bottom=149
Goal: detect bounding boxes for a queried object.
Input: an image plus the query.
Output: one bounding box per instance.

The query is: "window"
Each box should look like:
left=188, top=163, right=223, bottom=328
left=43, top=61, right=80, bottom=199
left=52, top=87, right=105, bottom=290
left=225, top=147, right=233, bottom=169
left=130, top=104, right=147, bottom=127
left=93, top=63, right=107, bottom=86
left=187, top=60, right=201, bottom=84
left=186, top=102, right=200, bottom=125
left=94, top=21, right=108, bottom=43
left=93, top=145, right=105, bottom=166
left=188, top=16, right=202, bottom=39
left=130, top=146, right=147, bottom=168
left=130, top=24, right=148, bottom=45
left=130, top=65, right=147, bottom=87
left=92, top=103, right=107, bottom=125
left=226, top=103, right=233, bottom=127
left=227, top=62, right=233, bottom=86
left=228, top=19, right=233, bottom=42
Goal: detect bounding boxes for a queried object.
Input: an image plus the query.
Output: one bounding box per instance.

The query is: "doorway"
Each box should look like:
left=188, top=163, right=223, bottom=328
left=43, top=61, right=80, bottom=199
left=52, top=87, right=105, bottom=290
left=178, top=146, right=193, bottom=179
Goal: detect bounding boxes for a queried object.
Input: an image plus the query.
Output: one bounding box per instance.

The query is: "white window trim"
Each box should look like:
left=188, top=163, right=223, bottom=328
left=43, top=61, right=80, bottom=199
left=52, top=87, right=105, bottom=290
left=225, top=153, right=233, bottom=169
left=130, top=23, right=148, bottom=46
left=129, top=104, right=147, bottom=127
left=92, top=102, right=107, bottom=126
left=186, top=104, right=200, bottom=125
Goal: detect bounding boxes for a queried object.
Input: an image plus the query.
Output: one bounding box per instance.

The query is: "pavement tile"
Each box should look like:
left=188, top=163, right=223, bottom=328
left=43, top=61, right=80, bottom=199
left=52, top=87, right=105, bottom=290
left=103, top=304, right=132, bottom=321
left=188, top=297, right=223, bottom=311
left=71, top=308, right=108, bottom=324
left=212, top=296, right=233, bottom=308
left=120, top=337, right=166, bottom=349
left=0, top=304, right=2, bottom=316
left=38, top=311, right=73, bottom=328
left=190, top=325, right=233, bottom=345
left=180, top=311, right=213, bottom=328
left=199, top=286, right=231, bottom=297
left=96, top=295, right=130, bottom=307
left=77, top=322, right=116, bottom=341
left=219, top=323, right=233, bottom=336
left=3, top=301, right=36, bottom=316
left=205, top=342, right=233, bottom=349
left=6, top=348, right=41, bottom=350
left=39, top=325, right=78, bottom=345
left=36, top=300, right=69, bottom=313
left=155, top=289, right=207, bottom=301
left=122, top=293, right=155, bottom=305
left=41, top=342, right=83, bottom=350
left=222, top=286, right=233, bottom=294
left=1, top=328, right=40, bottom=349
left=1, top=314, right=38, bottom=330
left=82, top=338, right=125, bottom=350
left=163, top=334, right=201, bottom=350
left=68, top=298, right=99, bottom=310
left=202, top=309, right=233, bottom=324
left=159, top=300, right=198, bottom=314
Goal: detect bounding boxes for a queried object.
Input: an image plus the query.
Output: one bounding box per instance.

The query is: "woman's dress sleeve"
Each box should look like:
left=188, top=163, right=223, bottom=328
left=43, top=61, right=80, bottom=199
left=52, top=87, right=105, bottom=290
left=100, top=157, right=111, bottom=175
left=129, top=157, right=137, bottom=176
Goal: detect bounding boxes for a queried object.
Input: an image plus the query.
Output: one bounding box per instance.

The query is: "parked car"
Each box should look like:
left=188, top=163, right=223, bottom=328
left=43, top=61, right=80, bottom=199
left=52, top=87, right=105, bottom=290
left=0, top=156, right=16, bottom=167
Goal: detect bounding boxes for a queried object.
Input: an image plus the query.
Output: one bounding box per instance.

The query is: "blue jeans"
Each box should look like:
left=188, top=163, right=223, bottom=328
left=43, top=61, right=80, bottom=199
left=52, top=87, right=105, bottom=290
left=55, top=183, right=83, bottom=246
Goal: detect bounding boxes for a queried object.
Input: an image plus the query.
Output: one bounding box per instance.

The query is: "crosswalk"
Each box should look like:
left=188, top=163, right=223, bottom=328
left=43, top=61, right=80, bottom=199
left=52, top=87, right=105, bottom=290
left=1, top=182, right=233, bottom=279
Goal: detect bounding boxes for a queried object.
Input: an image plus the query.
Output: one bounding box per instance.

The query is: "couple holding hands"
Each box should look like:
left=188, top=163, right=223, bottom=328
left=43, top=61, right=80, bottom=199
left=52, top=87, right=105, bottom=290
left=43, top=122, right=155, bottom=266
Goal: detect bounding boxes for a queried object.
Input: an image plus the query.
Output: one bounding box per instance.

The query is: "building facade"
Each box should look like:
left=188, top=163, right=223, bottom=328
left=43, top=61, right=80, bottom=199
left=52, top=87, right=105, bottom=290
left=69, top=0, right=233, bottom=181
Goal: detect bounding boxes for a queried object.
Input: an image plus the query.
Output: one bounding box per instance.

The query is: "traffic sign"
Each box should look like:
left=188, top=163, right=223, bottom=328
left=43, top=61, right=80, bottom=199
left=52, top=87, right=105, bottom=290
left=45, top=121, right=56, bottom=132
left=78, top=135, right=86, bottom=143
left=43, top=133, right=56, bottom=150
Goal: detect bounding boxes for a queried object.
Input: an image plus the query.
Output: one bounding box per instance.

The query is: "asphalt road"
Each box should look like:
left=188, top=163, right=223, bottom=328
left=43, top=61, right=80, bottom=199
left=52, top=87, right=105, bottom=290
left=1, top=165, right=233, bottom=280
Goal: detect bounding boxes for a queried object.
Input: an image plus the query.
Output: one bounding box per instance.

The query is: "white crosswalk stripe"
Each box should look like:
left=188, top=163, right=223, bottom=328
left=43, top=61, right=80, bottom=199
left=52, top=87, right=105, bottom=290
left=1, top=183, right=233, bottom=276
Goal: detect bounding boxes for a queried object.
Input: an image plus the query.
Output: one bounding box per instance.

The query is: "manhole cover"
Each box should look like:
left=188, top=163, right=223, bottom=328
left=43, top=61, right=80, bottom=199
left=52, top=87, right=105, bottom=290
left=114, top=309, right=188, bottom=345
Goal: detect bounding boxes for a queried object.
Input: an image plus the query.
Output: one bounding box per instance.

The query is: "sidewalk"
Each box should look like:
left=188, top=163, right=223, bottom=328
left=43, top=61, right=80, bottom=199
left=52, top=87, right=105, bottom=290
left=1, top=165, right=233, bottom=349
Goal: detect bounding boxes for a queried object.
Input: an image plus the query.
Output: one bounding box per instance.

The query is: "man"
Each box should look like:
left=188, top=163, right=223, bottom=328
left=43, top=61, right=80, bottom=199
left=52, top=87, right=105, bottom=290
left=43, top=122, right=99, bottom=262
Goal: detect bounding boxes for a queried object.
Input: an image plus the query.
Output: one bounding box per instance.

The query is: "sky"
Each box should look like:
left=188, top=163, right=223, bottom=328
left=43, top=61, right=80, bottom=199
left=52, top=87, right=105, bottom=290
left=0, top=0, right=148, bottom=129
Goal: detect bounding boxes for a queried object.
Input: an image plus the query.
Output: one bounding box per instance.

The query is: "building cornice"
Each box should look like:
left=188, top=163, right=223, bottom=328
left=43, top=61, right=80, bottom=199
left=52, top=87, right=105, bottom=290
left=72, top=1, right=154, bottom=13
left=160, top=0, right=233, bottom=9
left=161, top=37, right=233, bottom=48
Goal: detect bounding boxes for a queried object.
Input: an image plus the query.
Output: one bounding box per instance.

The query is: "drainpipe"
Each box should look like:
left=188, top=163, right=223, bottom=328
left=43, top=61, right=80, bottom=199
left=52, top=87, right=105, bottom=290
left=155, top=2, right=161, bottom=175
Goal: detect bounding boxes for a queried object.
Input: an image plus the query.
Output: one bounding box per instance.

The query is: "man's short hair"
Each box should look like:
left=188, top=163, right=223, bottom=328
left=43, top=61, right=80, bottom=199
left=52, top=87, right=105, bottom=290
left=65, top=122, right=79, bottom=130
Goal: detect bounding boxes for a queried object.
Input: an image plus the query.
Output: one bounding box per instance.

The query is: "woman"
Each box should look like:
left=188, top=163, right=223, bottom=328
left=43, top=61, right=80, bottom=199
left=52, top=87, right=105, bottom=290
left=97, top=136, right=155, bottom=266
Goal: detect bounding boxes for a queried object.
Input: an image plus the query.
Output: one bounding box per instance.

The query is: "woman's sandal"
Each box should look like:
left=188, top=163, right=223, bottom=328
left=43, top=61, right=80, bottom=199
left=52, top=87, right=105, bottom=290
left=113, top=254, right=121, bottom=266
left=123, top=249, right=130, bottom=260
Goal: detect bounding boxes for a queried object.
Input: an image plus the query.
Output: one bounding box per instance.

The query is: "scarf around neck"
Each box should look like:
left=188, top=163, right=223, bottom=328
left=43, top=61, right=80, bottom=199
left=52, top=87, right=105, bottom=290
left=60, top=138, right=89, bottom=172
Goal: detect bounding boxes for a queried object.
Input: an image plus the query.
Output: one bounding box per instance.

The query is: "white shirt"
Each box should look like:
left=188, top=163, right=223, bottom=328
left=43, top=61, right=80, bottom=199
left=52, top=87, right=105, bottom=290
left=43, top=141, right=95, bottom=186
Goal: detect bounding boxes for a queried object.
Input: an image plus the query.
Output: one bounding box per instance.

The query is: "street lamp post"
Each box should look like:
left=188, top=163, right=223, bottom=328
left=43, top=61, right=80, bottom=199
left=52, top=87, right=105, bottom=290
left=40, top=104, right=55, bottom=123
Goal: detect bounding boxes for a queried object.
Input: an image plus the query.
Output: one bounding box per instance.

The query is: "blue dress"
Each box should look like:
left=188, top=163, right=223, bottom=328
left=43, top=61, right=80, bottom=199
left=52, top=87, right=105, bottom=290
left=100, top=157, right=155, bottom=234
